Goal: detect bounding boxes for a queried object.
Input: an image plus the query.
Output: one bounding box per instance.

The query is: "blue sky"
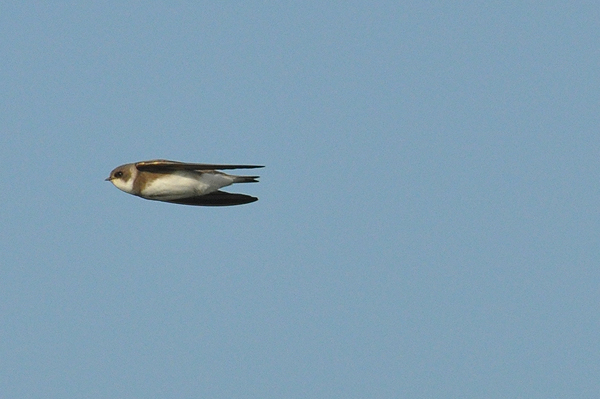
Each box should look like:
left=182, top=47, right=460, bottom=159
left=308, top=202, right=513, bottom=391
left=1, top=2, right=599, bottom=398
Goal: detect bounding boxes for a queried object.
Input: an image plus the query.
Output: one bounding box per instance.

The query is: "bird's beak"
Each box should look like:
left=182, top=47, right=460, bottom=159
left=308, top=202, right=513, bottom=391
left=105, top=177, right=112, bottom=181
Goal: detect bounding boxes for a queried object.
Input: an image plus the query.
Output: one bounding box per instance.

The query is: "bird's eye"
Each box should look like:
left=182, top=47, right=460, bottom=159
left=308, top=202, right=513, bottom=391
left=115, top=171, right=123, bottom=178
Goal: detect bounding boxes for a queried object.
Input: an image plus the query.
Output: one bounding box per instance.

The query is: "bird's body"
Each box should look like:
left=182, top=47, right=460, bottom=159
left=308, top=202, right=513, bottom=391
left=106, top=159, right=262, bottom=206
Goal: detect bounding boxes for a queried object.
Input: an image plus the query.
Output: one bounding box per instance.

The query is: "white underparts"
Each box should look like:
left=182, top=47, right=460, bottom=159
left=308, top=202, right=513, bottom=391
left=142, top=171, right=235, bottom=200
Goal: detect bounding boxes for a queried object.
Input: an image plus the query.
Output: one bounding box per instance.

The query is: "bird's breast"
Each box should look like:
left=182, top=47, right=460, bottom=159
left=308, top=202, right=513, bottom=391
left=139, top=172, right=206, bottom=200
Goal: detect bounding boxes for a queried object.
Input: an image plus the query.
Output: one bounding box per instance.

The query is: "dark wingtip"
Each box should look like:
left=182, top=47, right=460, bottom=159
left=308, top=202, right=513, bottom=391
left=165, top=191, right=259, bottom=206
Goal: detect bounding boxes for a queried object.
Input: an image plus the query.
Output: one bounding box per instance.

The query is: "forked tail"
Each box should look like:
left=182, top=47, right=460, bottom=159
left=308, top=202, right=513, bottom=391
left=233, top=175, right=260, bottom=183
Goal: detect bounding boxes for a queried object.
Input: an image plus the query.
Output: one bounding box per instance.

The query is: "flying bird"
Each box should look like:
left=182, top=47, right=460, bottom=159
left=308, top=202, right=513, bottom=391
left=106, top=159, right=263, bottom=206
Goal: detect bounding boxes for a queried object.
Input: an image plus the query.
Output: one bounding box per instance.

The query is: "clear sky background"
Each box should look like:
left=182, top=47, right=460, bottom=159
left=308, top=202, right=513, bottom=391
left=1, top=2, right=599, bottom=398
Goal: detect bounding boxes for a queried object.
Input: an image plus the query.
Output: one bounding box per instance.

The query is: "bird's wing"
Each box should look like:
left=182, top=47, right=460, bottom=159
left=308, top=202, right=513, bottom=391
left=135, top=159, right=264, bottom=172
left=164, top=190, right=258, bottom=206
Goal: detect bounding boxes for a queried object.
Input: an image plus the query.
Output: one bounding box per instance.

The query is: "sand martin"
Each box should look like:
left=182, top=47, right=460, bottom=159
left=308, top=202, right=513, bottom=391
left=106, top=159, right=263, bottom=206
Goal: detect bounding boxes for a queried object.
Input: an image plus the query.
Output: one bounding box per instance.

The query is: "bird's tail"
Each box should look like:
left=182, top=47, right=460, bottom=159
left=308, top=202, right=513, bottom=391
left=233, top=175, right=260, bottom=183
